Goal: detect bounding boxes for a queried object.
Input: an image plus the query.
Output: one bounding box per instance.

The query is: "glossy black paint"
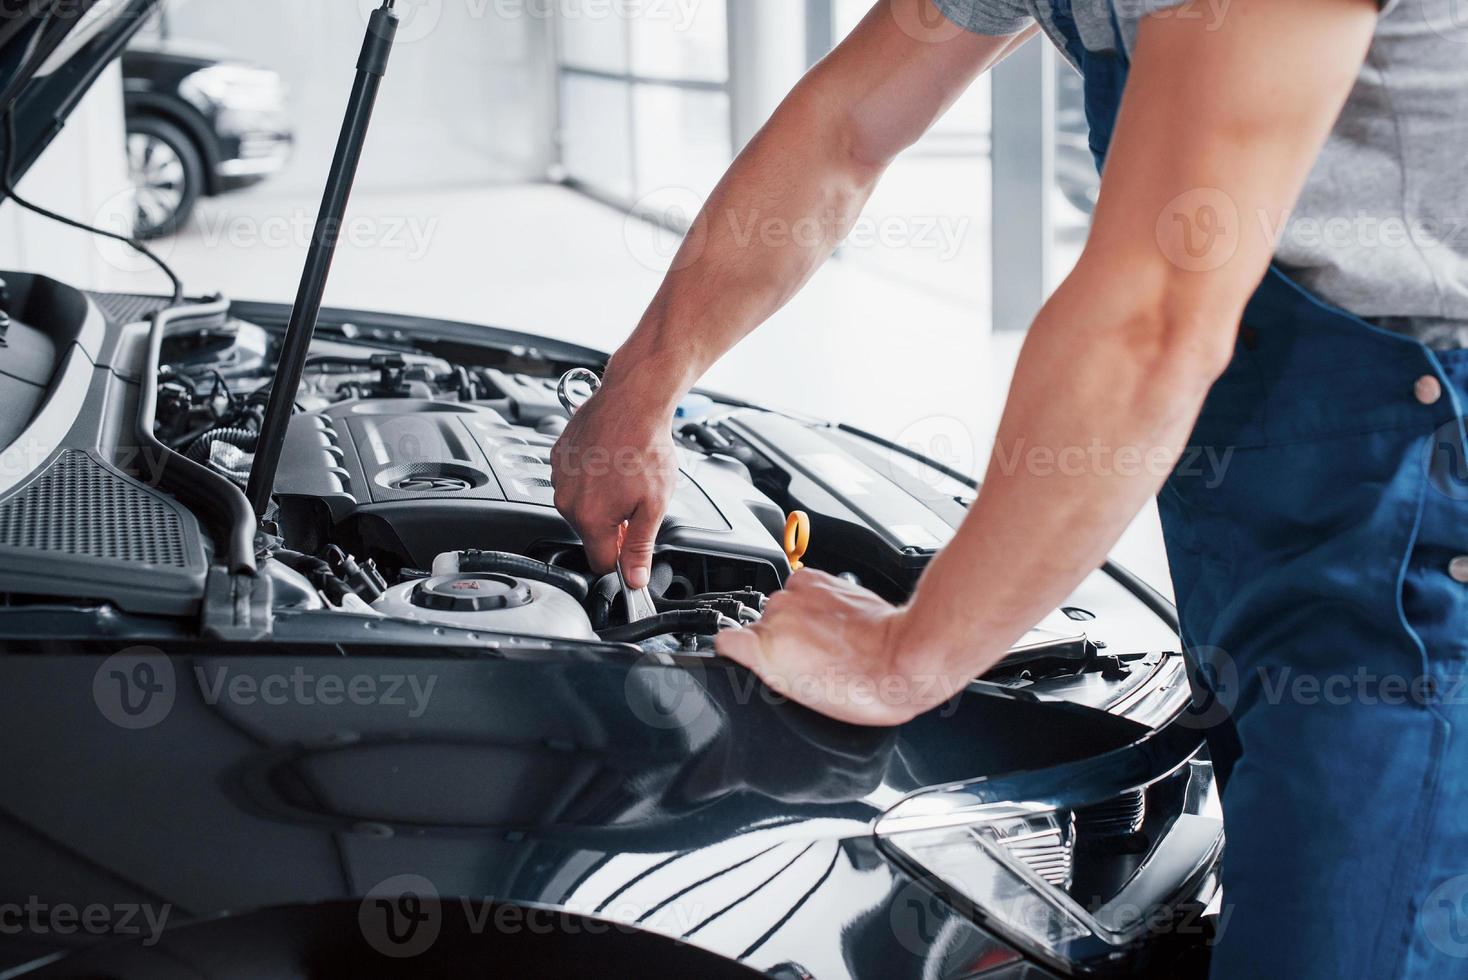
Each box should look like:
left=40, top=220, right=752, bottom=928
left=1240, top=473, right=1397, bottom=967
left=0, top=1, right=159, bottom=192
left=0, top=642, right=1151, bottom=978
left=0, top=277, right=1203, bottom=976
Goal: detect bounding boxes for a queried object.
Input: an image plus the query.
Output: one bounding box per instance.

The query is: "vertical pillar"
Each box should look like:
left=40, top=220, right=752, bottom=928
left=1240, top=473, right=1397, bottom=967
left=990, top=37, right=1055, bottom=332
left=727, top=0, right=809, bottom=153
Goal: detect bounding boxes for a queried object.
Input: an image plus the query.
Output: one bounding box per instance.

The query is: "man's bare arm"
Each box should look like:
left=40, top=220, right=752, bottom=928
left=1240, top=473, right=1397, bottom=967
left=553, top=2, right=1035, bottom=584
left=719, top=0, right=1379, bottom=725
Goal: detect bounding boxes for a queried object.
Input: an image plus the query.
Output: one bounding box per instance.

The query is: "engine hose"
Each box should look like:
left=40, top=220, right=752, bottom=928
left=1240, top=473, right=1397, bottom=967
left=456, top=551, right=591, bottom=604
left=589, top=573, right=620, bottom=630
left=697, top=589, right=767, bottom=611
left=654, top=596, right=758, bottom=623
left=273, top=549, right=352, bottom=605
left=184, top=426, right=258, bottom=463
left=597, top=609, right=724, bottom=644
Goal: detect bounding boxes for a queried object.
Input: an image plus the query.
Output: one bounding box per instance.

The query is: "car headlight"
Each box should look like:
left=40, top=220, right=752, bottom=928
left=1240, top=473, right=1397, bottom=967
left=877, top=727, right=1222, bottom=974
left=181, top=64, right=288, bottom=120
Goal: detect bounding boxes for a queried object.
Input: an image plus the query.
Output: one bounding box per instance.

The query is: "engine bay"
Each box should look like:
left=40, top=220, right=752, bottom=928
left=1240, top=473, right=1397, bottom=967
left=0, top=275, right=1182, bottom=701
left=149, top=306, right=930, bottom=651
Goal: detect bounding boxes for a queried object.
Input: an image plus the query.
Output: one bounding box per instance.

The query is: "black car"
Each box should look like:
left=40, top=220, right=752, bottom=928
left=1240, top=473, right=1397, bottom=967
left=0, top=3, right=1222, bottom=978
left=122, top=37, right=292, bottom=239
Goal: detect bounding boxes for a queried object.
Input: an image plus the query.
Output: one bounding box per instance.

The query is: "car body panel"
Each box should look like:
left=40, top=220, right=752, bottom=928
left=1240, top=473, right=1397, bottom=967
left=0, top=646, right=1150, bottom=977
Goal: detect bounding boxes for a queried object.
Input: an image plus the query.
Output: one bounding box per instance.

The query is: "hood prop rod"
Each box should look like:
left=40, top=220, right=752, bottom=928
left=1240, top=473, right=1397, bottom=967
left=246, top=0, right=400, bottom=519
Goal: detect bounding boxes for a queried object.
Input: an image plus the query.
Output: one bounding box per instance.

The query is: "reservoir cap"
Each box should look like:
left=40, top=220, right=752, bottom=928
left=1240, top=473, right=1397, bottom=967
left=411, top=574, right=533, bottom=613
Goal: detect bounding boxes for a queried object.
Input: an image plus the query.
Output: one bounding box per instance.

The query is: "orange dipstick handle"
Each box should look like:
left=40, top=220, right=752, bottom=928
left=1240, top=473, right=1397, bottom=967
left=783, top=511, right=811, bottom=572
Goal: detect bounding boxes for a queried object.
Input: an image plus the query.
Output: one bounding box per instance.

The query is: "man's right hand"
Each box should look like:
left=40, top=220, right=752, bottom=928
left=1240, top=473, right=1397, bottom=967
left=553, top=0, right=1020, bottom=592
left=551, top=371, right=680, bottom=590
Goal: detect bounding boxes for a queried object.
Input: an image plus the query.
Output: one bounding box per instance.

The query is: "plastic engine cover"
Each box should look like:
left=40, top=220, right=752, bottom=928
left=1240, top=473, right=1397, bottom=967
left=271, top=399, right=790, bottom=581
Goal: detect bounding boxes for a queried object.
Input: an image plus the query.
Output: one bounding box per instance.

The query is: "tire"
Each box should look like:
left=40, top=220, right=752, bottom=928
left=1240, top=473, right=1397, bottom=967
left=125, top=115, right=204, bottom=240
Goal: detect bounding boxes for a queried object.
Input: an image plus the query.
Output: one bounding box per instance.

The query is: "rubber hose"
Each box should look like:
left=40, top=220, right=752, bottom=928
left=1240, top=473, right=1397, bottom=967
left=457, top=551, right=591, bottom=604
left=654, top=596, right=757, bottom=623
left=590, top=573, right=620, bottom=630
left=185, top=426, right=258, bottom=462
left=273, top=549, right=351, bottom=604
left=597, top=609, right=723, bottom=644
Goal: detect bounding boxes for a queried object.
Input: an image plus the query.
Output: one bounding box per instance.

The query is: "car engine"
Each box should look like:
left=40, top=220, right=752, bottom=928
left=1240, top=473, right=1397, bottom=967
left=149, top=313, right=816, bottom=650
left=0, top=276, right=1182, bottom=708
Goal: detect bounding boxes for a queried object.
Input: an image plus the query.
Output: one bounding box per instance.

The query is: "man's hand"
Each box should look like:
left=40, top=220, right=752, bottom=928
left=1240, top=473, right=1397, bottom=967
left=715, top=570, right=960, bottom=727
left=551, top=3, right=1025, bottom=592
left=551, top=372, right=679, bottom=589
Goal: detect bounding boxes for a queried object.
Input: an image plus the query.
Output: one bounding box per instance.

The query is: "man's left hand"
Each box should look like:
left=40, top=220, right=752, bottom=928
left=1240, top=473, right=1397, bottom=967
left=714, top=569, right=962, bottom=727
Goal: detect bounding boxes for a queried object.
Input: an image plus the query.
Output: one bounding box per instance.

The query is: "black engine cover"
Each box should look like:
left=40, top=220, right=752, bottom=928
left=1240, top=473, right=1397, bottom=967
left=273, top=399, right=789, bottom=590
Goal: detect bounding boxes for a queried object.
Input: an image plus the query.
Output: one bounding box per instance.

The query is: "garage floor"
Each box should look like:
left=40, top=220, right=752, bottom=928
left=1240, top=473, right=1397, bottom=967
left=109, top=178, right=1169, bottom=591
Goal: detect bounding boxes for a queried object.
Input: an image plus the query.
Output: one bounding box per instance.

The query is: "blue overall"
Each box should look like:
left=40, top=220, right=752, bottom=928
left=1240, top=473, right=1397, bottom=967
left=1048, top=4, right=1468, bottom=976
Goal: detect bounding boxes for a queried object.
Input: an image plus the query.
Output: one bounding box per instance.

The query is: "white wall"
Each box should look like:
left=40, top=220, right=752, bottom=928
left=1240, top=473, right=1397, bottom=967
left=0, top=62, right=136, bottom=292
left=162, top=0, right=557, bottom=195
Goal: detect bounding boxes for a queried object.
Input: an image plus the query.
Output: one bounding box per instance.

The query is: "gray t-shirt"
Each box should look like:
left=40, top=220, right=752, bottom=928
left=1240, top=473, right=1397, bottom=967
left=935, top=0, right=1468, bottom=346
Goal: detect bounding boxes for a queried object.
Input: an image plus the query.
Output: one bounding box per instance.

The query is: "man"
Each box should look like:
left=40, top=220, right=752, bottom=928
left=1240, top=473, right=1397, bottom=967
left=551, top=0, right=1468, bottom=975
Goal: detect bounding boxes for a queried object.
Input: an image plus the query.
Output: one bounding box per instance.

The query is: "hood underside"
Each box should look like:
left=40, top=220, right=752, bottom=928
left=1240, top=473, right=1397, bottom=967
left=0, top=0, right=158, bottom=196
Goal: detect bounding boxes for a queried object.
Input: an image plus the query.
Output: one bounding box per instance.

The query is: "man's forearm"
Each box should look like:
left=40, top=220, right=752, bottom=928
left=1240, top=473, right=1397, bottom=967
left=890, top=0, right=1375, bottom=688
left=710, top=0, right=1377, bottom=726
left=605, top=79, right=883, bottom=410
left=896, top=270, right=1239, bottom=681
left=602, top=15, right=1037, bottom=413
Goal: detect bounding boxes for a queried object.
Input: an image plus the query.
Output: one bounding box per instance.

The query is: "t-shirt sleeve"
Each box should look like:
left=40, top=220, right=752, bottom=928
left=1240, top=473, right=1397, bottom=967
left=931, top=0, right=1035, bottom=37
left=1131, top=0, right=1396, bottom=16
left=1112, top=0, right=1394, bottom=52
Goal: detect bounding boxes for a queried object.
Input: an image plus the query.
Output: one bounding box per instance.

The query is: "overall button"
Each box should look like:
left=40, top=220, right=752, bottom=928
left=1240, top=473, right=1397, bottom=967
left=1416, top=375, right=1443, bottom=406
left=1449, top=556, right=1468, bottom=584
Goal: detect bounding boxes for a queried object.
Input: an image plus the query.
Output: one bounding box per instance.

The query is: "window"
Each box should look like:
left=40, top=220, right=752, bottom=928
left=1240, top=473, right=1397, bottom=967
left=556, top=1, right=732, bottom=210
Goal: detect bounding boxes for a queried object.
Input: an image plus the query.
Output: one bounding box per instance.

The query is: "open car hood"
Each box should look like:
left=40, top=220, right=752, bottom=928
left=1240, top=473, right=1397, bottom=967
left=0, top=0, right=158, bottom=196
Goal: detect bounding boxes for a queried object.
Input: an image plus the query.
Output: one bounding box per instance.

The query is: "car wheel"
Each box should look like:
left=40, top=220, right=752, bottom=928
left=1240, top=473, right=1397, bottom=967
left=126, top=116, right=203, bottom=240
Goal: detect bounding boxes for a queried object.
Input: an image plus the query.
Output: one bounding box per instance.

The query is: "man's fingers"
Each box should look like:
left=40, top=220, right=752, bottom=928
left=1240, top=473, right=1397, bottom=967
left=714, top=626, right=763, bottom=669
left=580, top=520, right=622, bottom=575
left=619, top=504, right=661, bottom=590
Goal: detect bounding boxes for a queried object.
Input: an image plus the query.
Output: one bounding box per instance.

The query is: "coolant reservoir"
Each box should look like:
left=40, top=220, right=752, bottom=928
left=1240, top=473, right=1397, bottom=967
left=373, top=573, right=597, bottom=641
